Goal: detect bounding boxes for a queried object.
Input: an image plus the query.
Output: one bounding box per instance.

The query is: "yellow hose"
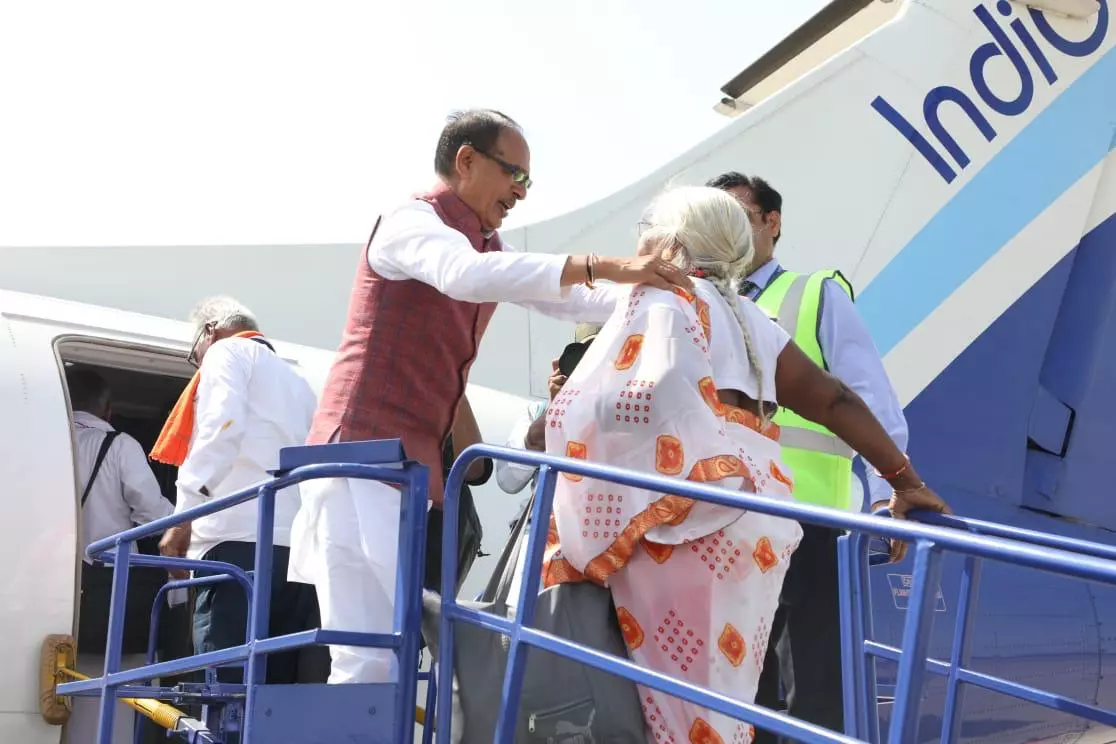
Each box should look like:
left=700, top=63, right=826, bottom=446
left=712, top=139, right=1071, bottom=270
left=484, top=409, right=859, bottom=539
left=58, top=667, right=427, bottom=730
left=57, top=667, right=186, bottom=731
left=41, top=634, right=428, bottom=731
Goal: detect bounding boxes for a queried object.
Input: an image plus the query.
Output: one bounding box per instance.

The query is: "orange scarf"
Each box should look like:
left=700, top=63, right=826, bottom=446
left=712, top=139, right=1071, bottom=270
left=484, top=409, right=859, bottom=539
left=149, top=330, right=264, bottom=467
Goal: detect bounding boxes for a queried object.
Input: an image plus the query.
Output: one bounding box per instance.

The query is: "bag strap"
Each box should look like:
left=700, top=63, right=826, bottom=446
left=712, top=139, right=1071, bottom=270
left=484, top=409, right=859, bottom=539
left=479, top=494, right=534, bottom=603
left=247, top=336, right=276, bottom=353
left=81, top=431, right=122, bottom=507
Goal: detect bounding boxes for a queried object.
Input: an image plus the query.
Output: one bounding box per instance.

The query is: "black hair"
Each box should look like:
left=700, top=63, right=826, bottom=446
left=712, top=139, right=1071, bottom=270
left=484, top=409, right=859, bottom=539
left=705, top=171, right=752, bottom=192
left=434, top=109, right=521, bottom=179
left=748, top=176, right=783, bottom=217
left=66, top=367, right=111, bottom=416
left=707, top=171, right=783, bottom=245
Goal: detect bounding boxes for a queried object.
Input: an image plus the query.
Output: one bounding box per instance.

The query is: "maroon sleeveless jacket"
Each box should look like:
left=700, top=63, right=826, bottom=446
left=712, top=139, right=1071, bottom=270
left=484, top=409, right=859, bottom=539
left=307, top=183, right=501, bottom=504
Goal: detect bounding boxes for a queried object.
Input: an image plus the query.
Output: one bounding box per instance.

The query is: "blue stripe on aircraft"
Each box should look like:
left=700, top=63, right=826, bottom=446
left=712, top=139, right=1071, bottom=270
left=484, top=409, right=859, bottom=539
left=859, top=46, right=1116, bottom=356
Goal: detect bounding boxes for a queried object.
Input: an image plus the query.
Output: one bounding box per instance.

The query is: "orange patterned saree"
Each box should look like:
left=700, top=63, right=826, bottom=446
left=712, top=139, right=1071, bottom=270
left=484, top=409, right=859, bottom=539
left=543, top=281, right=803, bottom=744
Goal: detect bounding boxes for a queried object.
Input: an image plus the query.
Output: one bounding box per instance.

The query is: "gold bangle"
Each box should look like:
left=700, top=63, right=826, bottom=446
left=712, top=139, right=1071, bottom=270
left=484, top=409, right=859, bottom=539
left=585, top=253, right=597, bottom=289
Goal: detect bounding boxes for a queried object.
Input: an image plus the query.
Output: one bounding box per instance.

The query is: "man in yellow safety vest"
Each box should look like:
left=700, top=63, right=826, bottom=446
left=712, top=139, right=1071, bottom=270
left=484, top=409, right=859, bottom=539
left=709, top=171, right=911, bottom=741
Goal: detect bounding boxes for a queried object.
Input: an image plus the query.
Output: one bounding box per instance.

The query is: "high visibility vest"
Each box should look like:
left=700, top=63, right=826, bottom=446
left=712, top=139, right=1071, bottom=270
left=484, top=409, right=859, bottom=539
left=753, top=269, right=857, bottom=511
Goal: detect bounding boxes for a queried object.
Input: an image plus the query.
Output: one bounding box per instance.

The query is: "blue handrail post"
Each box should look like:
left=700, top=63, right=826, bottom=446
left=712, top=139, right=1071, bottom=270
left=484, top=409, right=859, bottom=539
left=939, top=555, right=983, bottom=744
left=887, top=540, right=944, bottom=743
left=492, top=465, right=559, bottom=744
left=246, top=482, right=277, bottom=686
left=96, top=540, right=133, bottom=744
left=421, top=668, right=438, bottom=744
left=836, top=533, right=861, bottom=738
left=434, top=462, right=460, bottom=744
left=845, top=530, right=878, bottom=742
left=859, top=533, right=882, bottom=744
left=394, top=463, right=429, bottom=744
left=239, top=481, right=277, bottom=743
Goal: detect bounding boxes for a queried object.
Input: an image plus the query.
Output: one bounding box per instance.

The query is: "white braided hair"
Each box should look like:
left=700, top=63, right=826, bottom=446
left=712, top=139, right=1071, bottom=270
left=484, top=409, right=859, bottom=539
left=639, top=185, right=766, bottom=415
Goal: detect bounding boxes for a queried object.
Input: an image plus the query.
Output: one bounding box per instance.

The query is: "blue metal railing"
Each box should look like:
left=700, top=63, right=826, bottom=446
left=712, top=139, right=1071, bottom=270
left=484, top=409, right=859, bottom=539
left=840, top=508, right=1116, bottom=744
left=437, top=444, right=1116, bottom=744
left=61, top=437, right=1116, bottom=743
left=58, top=439, right=429, bottom=744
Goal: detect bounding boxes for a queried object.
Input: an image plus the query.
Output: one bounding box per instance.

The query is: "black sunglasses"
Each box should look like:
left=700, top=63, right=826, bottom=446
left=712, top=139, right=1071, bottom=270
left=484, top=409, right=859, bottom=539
left=469, top=144, right=532, bottom=190
left=186, top=322, right=215, bottom=368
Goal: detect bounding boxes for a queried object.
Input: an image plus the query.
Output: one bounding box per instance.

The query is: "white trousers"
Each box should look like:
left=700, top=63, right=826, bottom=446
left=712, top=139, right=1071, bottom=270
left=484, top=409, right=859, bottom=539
left=289, top=476, right=407, bottom=684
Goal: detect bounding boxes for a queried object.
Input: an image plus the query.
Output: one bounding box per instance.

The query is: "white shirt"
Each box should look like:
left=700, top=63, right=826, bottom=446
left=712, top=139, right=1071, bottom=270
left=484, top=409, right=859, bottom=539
left=367, top=199, right=623, bottom=322
left=495, top=399, right=549, bottom=495
left=74, top=411, right=173, bottom=564
left=689, top=280, right=789, bottom=403
left=176, top=336, right=318, bottom=560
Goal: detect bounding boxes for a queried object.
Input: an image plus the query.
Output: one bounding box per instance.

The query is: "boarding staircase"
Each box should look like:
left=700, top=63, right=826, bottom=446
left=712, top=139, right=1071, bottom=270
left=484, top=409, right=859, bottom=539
left=50, top=439, right=1116, bottom=743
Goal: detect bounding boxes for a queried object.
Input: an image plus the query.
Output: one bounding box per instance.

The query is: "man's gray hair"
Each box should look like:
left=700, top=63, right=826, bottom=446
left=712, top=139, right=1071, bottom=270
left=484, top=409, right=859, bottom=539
left=188, top=296, right=259, bottom=333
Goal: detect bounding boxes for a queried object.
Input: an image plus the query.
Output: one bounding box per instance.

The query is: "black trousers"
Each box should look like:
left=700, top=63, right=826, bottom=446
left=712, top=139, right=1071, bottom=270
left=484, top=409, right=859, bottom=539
left=754, top=523, right=845, bottom=743
left=193, top=541, right=330, bottom=686
left=79, top=561, right=167, bottom=656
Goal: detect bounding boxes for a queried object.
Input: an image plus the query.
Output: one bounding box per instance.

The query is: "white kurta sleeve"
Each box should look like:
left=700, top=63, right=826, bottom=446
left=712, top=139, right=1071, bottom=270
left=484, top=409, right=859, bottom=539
left=513, top=283, right=628, bottom=323
left=369, top=203, right=571, bottom=304
left=175, top=340, right=253, bottom=510
left=117, top=435, right=174, bottom=524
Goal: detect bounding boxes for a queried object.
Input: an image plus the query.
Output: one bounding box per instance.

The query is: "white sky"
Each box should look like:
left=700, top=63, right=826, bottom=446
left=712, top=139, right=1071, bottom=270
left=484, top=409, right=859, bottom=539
left=0, top=0, right=828, bottom=247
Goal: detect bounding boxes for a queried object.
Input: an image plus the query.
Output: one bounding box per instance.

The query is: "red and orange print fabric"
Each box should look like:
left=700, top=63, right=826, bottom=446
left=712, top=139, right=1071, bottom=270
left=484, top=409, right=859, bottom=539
left=543, top=280, right=803, bottom=744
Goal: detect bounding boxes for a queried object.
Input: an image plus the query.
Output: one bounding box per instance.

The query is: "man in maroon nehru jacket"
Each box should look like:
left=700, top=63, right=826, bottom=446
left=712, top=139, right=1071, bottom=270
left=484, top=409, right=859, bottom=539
left=288, top=108, right=692, bottom=684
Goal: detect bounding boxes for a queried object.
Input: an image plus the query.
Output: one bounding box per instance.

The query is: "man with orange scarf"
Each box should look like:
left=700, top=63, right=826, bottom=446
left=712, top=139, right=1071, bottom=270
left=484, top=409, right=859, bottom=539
left=154, top=296, right=329, bottom=693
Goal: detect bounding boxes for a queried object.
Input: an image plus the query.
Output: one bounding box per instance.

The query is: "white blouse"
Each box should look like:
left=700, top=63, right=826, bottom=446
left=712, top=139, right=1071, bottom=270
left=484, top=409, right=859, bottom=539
left=692, top=278, right=790, bottom=404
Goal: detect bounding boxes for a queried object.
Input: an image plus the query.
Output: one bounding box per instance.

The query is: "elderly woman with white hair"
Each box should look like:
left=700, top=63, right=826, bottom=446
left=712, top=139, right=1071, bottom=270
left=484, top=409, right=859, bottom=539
left=543, top=187, right=947, bottom=743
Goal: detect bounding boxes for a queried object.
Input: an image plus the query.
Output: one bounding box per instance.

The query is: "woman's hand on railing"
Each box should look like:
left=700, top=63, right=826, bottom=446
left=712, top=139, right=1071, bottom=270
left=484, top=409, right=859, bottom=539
left=872, top=483, right=952, bottom=563
left=158, top=524, right=193, bottom=580
left=890, top=483, right=952, bottom=520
